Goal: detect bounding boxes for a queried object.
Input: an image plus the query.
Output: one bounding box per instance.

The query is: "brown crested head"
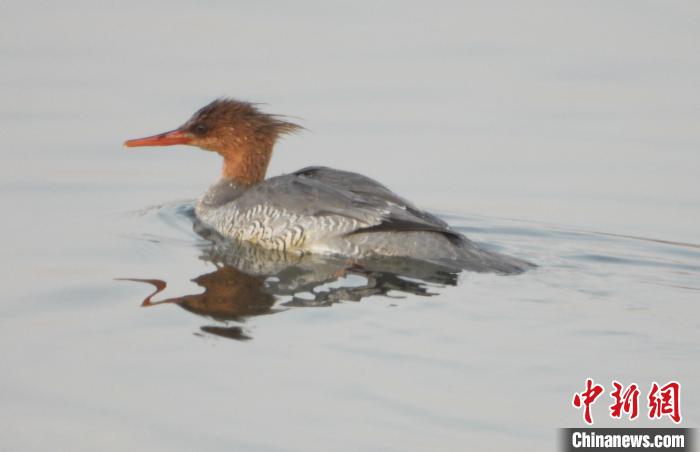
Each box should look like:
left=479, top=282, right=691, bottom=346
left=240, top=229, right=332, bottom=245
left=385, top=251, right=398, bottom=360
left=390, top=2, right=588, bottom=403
left=124, top=98, right=302, bottom=185
left=179, top=98, right=301, bottom=153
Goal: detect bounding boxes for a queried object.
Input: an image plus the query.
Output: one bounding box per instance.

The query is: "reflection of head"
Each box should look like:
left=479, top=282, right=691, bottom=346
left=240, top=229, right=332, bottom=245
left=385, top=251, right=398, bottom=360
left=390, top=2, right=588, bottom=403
left=183, top=266, right=276, bottom=321
left=133, top=265, right=276, bottom=322
left=123, top=234, right=462, bottom=340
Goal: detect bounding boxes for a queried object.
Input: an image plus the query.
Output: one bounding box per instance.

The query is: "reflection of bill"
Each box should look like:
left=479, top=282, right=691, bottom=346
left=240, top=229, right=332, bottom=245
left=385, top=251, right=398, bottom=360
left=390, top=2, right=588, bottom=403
left=119, top=266, right=275, bottom=341
left=119, top=228, right=463, bottom=341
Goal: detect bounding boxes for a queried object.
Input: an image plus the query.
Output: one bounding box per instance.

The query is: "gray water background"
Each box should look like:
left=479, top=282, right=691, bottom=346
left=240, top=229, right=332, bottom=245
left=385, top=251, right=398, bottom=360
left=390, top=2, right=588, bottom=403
left=1, top=1, right=699, bottom=451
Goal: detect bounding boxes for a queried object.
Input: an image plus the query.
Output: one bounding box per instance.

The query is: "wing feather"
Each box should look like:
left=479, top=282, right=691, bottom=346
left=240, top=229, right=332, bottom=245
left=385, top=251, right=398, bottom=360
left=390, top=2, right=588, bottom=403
left=230, top=167, right=462, bottom=242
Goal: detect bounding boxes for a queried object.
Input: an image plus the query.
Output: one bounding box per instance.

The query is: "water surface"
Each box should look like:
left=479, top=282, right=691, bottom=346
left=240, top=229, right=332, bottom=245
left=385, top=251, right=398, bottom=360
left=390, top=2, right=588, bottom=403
left=1, top=1, right=699, bottom=451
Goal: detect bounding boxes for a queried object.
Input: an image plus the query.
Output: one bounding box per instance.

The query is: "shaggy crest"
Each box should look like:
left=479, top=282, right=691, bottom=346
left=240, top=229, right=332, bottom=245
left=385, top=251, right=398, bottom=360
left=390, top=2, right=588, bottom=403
left=182, top=98, right=302, bottom=142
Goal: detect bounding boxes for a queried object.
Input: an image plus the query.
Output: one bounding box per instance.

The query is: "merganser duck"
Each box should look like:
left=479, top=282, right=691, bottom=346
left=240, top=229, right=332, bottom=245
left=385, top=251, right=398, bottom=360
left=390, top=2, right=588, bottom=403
left=125, top=98, right=533, bottom=274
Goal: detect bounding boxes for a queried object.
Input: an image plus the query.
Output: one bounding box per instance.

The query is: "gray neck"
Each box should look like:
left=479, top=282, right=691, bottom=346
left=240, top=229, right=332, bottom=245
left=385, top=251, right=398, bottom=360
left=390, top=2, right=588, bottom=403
left=198, top=178, right=247, bottom=209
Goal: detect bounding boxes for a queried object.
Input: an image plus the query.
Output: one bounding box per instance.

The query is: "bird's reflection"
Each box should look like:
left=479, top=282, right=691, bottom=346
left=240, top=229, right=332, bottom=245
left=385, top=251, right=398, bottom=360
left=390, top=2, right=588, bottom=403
left=122, top=215, right=462, bottom=341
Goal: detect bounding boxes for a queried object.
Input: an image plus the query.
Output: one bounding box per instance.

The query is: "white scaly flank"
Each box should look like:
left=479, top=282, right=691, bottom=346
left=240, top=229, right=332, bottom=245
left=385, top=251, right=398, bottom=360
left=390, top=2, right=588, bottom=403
left=196, top=181, right=365, bottom=255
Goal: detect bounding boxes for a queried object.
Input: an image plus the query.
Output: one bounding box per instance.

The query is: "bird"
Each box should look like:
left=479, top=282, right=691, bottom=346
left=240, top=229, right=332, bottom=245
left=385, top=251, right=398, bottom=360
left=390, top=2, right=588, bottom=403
left=124, top=98, right=533, bottom=274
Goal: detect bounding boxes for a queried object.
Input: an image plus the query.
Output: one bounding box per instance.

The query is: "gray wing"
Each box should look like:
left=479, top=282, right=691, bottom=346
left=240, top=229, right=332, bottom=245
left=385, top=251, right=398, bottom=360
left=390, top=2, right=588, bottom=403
left=292, top=166, right=450, bottom=228
left=235, top=166, right=462, bottom=241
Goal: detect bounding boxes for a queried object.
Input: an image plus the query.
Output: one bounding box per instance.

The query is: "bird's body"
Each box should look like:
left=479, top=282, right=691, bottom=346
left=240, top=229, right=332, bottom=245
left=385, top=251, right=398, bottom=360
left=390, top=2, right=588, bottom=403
left=195, top=166, right=529, bottom=273
left=125, top=98, right=533, bottom=274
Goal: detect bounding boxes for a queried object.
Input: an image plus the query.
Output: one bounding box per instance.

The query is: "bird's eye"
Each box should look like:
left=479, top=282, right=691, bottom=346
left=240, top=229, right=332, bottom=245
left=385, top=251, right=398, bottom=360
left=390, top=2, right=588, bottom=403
left=193, top=123, right=208, bottom=135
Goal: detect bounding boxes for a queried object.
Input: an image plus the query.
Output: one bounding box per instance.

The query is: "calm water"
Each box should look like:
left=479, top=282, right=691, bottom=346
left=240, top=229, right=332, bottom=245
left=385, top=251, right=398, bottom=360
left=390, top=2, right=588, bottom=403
left=2, top=1, right=699, bottom=451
